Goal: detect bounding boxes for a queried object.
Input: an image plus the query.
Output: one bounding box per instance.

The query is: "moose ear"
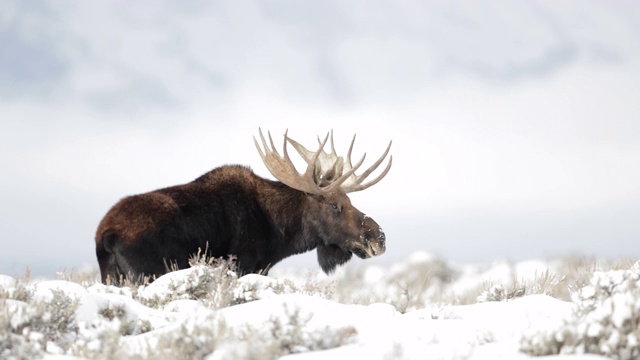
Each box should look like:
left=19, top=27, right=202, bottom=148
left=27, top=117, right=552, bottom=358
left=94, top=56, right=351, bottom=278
left=317, top=244, right=352, bottom=274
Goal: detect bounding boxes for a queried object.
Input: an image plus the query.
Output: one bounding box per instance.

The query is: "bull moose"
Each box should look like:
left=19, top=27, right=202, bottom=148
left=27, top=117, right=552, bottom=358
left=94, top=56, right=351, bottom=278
left=95, top=129, right=392, bottom=283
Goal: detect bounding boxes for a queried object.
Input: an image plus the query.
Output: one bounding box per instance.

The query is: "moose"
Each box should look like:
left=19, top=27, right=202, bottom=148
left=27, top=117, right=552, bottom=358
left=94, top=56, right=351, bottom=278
left=95, top=129, right=392, bottom=283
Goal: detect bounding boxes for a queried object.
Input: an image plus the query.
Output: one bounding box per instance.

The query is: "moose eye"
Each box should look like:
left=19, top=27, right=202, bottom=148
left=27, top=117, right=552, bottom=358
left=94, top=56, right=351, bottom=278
left=330, top=204, right=340, bottom=212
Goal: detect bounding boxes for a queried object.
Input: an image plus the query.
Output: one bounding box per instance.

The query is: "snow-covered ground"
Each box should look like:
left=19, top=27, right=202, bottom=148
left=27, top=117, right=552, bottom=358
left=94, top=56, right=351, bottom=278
left=1, top=253, right=639, bottom=359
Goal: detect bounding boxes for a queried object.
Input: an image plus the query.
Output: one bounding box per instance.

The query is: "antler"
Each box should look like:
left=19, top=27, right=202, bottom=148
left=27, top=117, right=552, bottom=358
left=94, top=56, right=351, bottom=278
left=286, top=130, right=345, bottom=186
left=340, top=134, right=393, bottom=192
left=254, top=129, right=392, bottom=194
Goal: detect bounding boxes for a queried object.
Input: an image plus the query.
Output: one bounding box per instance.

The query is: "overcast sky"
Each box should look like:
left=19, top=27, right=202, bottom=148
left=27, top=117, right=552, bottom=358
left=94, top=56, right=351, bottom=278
left=1, top=1, right=639, bottom=277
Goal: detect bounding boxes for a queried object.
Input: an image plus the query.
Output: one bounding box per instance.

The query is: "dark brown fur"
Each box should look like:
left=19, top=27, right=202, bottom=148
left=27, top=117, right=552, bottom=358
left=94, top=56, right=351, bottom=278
left=96, top=165, right=385, bottom=283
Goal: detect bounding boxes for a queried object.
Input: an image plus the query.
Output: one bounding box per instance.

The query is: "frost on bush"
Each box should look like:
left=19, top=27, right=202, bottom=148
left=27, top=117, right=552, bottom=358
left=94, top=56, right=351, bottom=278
left=330, top=252, right=459, bottom=312
left=264, top=304, right=356, bottom=355
left=136, top=258, right=239, bottom=310
left=141, top=301, right=356, bottom=360
left=211, top=303, right=357, bottom=360
left=146, top=312, right=229, bottom=360
left=477, top=270, right=564, bottom=303
left=477, top=284, right=526, bottom=302
left=0, top=274, right=33, bottom=303
left=234, top=274, right=297, bottom=303
left=521, top=261, right=640, bottom=359
left=1, top=288, right=79, bottom=359
left=233, top=273, right=333, bottom=304
left=97, top=303, right=152, bottom=336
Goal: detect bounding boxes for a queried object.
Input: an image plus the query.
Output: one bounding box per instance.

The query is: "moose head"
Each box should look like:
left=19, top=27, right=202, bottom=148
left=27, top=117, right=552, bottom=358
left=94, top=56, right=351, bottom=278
left=254, top=129, right=392, bottom=273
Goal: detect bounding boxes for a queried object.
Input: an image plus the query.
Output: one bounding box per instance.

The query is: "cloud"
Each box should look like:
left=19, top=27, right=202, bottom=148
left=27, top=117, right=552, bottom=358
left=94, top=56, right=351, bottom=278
left=5, top=1, right=638, bottom=107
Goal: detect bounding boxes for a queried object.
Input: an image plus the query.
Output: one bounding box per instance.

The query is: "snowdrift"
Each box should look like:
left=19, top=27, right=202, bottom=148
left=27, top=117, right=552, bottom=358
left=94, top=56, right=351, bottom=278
left=1, top=254, right=639, bottom=359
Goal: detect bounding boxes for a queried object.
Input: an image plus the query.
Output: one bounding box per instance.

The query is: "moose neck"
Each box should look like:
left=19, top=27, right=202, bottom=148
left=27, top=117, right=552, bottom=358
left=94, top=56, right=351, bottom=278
left=257, top=180, right=318, bottom=257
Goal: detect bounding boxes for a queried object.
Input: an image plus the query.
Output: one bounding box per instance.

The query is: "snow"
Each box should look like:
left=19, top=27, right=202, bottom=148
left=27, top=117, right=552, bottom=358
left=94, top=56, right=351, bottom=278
left=2, top=254, right=638, bottom=359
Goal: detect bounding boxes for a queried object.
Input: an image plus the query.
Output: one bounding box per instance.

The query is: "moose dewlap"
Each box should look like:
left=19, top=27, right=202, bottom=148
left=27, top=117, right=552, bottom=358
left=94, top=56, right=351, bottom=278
left=95, top=129, right=392, bottom=284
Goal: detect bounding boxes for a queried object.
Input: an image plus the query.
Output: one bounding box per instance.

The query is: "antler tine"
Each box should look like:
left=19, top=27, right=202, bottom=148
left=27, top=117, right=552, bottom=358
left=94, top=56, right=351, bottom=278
left=289, top=130, right=330, bottom=174
left=330, top=130, right=337, bottom=156
left=349, top=154, right=393, bottom=192
left=325, top=152, right=367, bottom=192
left=281, top=129, right=296, bottom=171
left=312, top=130, right=334, bottom=150
left=259, top=128, right=291, bottom=169
left=312, top=131, right=331, bottom=166
left=270, top=129, right=281, bottom=157
left=292, top=132, right=330, bottom=166
left=345, top=134, right=356, bottom=168
left=341, top=140, right=393, bottom=192
left=311, top=130, right=337, bottom=159
left=254, top=128, right=271, bottom=160
left=354, top=140, right=392, bottom=183
left=254, top=133, right=265, bottom=159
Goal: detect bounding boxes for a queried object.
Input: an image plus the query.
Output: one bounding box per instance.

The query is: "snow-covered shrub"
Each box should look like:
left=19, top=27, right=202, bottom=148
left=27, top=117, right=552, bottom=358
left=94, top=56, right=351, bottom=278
left=521, top=261, right=640, bottom=359
left=3, top=252, right=637, bottom=359
left=56, top=267, right=101, bottom=286
left=234, top=274, right=299, bottom=303
left=97, top=303, right=153, bottom=336
left=263, top=303, right=356, bottom=355
left=148, top=313, right=230, bottom=360
left=0, top=273, right=33, bottom=303
left=1, top=288, right=79, bottom=358
left=210, top=303, right=357, bottom=360
left=234, top=273, right=334, bottom=304
left=136, top=257, right=238, bottom=310
left=477, top=283, right=526, bottom=302
left=328, top=252, right=459, bottom=312
left=477, top=270, right=564, bottom=303
left=0, top=302, right=40, bottom=359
